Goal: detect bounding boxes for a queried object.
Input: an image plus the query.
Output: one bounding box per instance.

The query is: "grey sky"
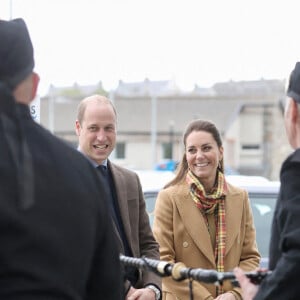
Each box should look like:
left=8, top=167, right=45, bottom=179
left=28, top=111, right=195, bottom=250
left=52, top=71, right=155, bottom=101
left=1, top=0, right=299, bottom=96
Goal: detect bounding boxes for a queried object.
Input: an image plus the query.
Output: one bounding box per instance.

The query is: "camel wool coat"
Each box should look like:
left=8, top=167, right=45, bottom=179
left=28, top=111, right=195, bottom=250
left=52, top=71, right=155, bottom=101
left=153, top=182, right=260, bottom=300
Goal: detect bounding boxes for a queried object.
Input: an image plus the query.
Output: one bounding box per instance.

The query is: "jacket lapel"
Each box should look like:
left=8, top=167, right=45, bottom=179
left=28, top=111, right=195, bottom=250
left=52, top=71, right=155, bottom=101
left=174, top=183, right=244, bottom=265
left=225, top=184, right=244, bottom=255
left=175, top=184, right=216, bottom=266
left=108, top=162, right=133, bottom=250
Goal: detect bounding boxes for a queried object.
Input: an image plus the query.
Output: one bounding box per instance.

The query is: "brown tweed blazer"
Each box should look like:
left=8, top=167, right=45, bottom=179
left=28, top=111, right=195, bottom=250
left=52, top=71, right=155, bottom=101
left=108, top=160, right=161, bottom=290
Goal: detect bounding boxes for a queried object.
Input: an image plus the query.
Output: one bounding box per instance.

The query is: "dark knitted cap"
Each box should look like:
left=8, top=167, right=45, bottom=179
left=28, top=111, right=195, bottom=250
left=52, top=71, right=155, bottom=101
left=287, top=62, right=300, bottom=103
left=0, top=18, right=34, bottom=89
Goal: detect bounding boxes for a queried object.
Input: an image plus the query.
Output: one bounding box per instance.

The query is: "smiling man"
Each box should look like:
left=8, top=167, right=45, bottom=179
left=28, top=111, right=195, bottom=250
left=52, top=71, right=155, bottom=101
left=75, top=95, right=161, bottom=300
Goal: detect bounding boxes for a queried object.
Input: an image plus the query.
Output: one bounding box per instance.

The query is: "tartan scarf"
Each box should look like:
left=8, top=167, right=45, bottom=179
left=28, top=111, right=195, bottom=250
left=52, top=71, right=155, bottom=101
left=186, top=170, right=227, bottom=275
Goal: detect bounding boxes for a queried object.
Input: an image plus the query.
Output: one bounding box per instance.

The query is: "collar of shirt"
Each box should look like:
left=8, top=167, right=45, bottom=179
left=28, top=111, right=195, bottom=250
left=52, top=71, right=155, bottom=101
left=77, top=147, right=108, bottom=168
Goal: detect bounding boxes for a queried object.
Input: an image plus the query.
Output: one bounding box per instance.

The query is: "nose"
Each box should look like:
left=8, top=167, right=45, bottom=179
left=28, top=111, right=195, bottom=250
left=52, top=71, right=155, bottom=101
left=196, top=149, right=204, bottom=159
left=96, top=128, right=106, bottom=141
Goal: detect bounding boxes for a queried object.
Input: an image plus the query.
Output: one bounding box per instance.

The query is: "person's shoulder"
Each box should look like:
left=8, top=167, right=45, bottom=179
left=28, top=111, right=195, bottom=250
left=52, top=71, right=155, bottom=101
left=281, top=149, right=300, bottom=178
left=289, top=148, right=300, bottom=163
left=160, top=182, right=187, bottom=197
left=280, top=149, right=300, bottom=172
left=109, top=161, right=137, bottom=177
left=226, top=181, right=247, bottom=196
left=28, top=122, right=73, bottom=151
left=30, top=124, right=95, bottom=171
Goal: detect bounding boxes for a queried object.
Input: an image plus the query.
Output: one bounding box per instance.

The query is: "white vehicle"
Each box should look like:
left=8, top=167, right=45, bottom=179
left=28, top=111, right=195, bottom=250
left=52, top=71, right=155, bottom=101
left=134, top=169, right=175, bottom=192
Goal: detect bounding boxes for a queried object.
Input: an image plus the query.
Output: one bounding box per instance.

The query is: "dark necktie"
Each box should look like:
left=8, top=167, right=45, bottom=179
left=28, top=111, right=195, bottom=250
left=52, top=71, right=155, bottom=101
left=97, top=165, right=109, bottom=185
left=96, top=165, right=119, bottom=225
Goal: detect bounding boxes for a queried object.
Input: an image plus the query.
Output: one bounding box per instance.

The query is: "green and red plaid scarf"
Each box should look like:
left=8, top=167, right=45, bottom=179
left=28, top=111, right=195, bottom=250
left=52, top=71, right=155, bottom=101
left=186, top=170, right=228, bottom=276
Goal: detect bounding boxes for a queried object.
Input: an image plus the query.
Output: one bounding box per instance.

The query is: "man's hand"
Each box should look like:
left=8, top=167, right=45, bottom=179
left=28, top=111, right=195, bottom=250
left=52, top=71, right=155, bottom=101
left=126, top=286, right=156, bottom=300
left=233, top=267, right=259, bottom=300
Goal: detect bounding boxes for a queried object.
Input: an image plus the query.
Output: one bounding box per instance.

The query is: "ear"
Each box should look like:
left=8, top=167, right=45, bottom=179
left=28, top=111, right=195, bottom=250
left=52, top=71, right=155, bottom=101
left=290, top=98, right=299, bottom=123
left=31, top=72, right=40, bottom=99
left=75, top=120, right=81, bottom=136
left=219, top=145, right=224, bottom=160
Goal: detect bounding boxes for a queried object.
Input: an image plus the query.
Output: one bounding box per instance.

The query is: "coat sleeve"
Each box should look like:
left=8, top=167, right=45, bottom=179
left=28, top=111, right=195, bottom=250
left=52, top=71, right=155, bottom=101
left=110, top=164, right=161, bottom=291
left=238, top=189, right=261, bottom=270
left=254, top=158, right=300, bottom=300
left=153, top=189, right=214, bottom=300
left=233, top=189, right=260, bottom=297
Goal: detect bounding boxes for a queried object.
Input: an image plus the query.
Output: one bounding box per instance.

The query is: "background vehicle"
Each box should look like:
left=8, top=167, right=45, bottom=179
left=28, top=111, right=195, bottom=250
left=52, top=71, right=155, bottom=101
left=138, top=171, right=280, bottom=268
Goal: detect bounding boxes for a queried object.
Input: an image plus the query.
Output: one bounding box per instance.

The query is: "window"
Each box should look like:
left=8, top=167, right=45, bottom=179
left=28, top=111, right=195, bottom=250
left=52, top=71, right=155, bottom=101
left=116, top=142, right=125, bottom=159
left=162, top=142, right=173, bottom=159
left=242, top=144, right=260, bottom=150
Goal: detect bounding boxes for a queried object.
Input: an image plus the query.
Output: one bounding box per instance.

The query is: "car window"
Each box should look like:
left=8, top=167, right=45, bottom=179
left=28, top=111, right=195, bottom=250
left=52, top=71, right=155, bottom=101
left=144, top=192, right=157, bottom=227
left=249, top=192, right=277, bottom=258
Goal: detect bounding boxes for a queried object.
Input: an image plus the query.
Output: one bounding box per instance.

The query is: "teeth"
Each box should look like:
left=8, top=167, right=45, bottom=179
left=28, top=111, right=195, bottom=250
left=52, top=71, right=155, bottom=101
left=196, top=163, right=208, bottom=167
left=95, top=145, right=106, bottom=149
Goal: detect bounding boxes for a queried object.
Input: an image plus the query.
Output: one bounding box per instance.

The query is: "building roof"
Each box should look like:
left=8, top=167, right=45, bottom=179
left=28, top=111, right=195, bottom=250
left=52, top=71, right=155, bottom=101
left=48, top=82, right=105, bottom=98
left=40, top=78, right=285, bottom=138
left=114, top=78, right=180, bottom=97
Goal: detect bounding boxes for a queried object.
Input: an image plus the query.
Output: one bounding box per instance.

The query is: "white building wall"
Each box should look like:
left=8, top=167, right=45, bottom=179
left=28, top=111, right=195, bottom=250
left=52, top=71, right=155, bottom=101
left=239, top=112, right=263, bottom=166
left=112, top=141, right=153, bottom=170
left=224, top=118, right=240, bottom=170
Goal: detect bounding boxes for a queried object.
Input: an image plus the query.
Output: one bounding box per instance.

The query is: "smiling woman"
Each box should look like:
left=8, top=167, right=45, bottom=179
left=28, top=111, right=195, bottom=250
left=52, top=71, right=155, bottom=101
left=185, top=130, right=223, bottom=192
left=152, top=119, right=260, bottom=300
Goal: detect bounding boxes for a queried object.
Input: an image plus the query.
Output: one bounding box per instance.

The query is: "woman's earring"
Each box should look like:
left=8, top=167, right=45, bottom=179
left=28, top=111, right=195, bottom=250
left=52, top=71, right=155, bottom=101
left=218, top=161, right=222, bottom=170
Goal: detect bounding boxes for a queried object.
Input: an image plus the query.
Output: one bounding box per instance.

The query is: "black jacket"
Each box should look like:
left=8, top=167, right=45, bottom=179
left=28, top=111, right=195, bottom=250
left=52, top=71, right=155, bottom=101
left=0, top=104, right=122, bottom=299
left=255, top=149, right=300, bottom=300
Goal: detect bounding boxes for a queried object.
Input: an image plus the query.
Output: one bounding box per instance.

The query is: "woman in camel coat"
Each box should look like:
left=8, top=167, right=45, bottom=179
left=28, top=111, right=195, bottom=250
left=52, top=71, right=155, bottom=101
left=153, top=119, right=260, bottom=300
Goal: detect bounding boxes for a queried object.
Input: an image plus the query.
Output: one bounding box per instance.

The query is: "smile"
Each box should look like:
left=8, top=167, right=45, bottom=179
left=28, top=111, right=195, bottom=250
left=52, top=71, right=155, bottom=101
left=94, top=145, right=108, bottom=150
left=195, top=163, right=209, bottom=167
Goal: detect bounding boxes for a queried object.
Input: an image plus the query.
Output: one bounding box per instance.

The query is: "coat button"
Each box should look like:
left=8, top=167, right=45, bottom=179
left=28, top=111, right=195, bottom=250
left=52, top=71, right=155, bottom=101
left=183, top=241, right=189, bottom=248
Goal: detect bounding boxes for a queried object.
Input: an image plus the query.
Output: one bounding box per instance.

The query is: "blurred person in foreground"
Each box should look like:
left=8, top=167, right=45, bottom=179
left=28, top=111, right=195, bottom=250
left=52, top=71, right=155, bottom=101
left=234, top=63, right=300, bottom=299
left=75, top=95, right=162, bottom=300
left=0, top=18, right=122, bottom=299
left=153, top=119, right=260, bottom=300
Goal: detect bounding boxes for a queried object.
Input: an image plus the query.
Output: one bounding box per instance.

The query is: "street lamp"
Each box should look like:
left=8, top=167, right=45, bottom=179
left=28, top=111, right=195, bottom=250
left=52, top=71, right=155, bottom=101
left=168, top=120, right=175, bottom=160
left=151, top=94, right=157, bottom=168
left=9, top=0, right=13, bottom=20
